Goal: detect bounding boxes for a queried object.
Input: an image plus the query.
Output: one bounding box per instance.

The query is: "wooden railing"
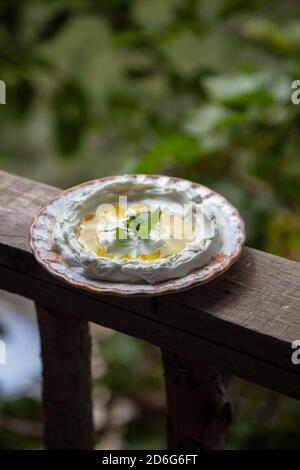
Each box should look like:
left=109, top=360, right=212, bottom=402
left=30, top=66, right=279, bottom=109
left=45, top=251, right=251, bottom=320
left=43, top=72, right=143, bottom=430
left=1, top=169, right=300, bottom=449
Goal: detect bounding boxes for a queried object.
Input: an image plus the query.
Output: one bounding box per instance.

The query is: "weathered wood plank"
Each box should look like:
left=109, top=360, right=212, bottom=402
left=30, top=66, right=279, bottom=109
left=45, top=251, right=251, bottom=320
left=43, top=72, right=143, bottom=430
left=36, top=304, right=94, bottom=449
left=161, top=350, right=232, bottom=449
left=1, top=170, right=300, bottom=400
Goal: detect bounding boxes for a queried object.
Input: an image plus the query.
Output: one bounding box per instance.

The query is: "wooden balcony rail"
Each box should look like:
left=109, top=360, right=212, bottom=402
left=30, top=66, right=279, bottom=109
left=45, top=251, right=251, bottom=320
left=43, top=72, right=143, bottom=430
left=0, top=170, right=300, bottom=449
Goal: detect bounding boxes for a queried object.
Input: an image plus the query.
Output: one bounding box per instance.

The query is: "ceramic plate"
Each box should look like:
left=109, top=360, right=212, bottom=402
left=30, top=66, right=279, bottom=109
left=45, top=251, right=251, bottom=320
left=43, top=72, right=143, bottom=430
left=30, top=175, right=246, bottom=296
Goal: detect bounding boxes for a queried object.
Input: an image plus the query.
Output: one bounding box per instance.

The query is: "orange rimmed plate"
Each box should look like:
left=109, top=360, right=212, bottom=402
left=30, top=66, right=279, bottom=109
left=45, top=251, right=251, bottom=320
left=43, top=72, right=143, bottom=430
left=30, top=175, right=246, bottom=297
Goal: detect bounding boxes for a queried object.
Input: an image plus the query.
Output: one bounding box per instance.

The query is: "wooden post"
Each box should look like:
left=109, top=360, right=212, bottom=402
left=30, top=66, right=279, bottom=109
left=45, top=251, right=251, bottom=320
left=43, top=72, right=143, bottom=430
left=161, top=350, right=232, bottom=449
left=36, top=305, right=94, bottom=449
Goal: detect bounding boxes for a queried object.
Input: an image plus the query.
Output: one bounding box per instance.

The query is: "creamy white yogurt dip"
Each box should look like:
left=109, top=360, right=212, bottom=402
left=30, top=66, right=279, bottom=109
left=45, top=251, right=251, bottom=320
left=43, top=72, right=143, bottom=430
left=52, top=175, right=221, bottom=284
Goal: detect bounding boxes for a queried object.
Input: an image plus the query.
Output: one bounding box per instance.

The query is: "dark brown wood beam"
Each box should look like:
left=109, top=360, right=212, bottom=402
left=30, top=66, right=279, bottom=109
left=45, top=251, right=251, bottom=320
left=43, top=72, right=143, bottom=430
left=161, top=350, right=232, bottom=449
left=36, top=305, right=94, bottom=449
left=1, top=170, right=300, bottom=403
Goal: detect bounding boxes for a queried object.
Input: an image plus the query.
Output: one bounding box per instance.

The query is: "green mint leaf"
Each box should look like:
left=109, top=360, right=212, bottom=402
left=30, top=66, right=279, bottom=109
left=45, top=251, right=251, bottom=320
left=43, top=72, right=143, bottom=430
left=138, top=208, right=161, bottom=239
left=126, top=214, right=137, bottom=229
left=116, top=226, right=128, bottom=240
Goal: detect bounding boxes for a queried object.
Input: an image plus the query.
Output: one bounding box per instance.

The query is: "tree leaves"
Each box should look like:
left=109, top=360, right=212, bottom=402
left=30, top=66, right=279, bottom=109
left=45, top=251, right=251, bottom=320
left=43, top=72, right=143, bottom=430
left=136, top=133, right=202, bottom=173
left=52, top=80, right=89, bottom=157
left=8, top=78, right=35, bottom=119
left=243, top=19, right=296, bottom=53
left=37, top=9, right=72, bottom=43
left=203, top=73, right=273, bottom=106
left=204, top=72, right=291, bottom=106
left=266, top=210, right=300, bottom=259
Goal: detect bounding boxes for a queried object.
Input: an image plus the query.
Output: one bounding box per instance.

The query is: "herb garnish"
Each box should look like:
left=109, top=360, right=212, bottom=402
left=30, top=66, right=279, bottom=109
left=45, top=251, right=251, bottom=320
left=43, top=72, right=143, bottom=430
left=116, top=208, right=162, bottom=240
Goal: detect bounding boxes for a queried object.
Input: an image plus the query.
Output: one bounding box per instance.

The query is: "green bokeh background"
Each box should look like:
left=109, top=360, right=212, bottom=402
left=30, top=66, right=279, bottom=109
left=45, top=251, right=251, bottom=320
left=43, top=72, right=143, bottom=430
left=1, top=0, right=300, bottom=449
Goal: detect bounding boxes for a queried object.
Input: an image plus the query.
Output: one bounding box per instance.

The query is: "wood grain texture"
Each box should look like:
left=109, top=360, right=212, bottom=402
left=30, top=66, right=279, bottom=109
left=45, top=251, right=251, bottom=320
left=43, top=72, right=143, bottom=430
left=1, top=170, right=300, bottom=399
left=161, top=350, right=232, bottom=449
left=36, top=305, right=94, bottom=449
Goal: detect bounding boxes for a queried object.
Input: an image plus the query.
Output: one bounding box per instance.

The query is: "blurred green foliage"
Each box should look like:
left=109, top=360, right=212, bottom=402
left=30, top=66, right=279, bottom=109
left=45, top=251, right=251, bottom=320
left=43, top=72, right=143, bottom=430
left=1, top=0, right=300, bottom=449
left=0, top=397, right=42, bottom=449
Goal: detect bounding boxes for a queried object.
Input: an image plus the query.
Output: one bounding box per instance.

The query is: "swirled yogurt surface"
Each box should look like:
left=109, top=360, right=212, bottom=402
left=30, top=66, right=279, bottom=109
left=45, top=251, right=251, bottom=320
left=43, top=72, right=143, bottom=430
left=52, top=175, right=221, bottom=284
